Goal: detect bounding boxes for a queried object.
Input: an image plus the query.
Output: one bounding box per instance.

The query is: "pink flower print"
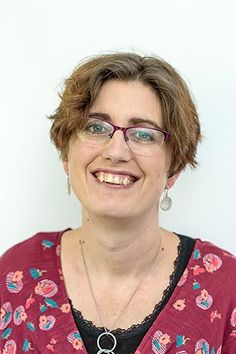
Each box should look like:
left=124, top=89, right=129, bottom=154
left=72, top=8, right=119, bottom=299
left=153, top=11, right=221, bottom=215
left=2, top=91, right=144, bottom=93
left=46, top=338, right=57, bottom=352
left=34, top=279, right=58, bottom=297
left=58, top=268, right=64, bottom=281
left=191, top=265, right=205, bottom=276
left=60, top=303, right=70, bottom=313
left=6, top=271, right=23, bottom=293
left=230, top=329, right=236, bottom=337
left=152, top=330, right=171, bottom=353
left=177, top=269, right=188, bottom=287
left=230, top=307, right=236, bottom=327
left=201, top=289, right=209, bottom=301
left=20, top=311, right=27, bottom=322
left=159, top=334, right=171, bottom=345
left=0, top=302, right=12, bottom=330
left=13, top=305, right=27, bottom=325
left=12, top=271, right=23, bottom=282
left=203, top=253, right=222, bottom=273
left=195, top=338, right=209, bottom=353
left=72, top=339, right=84, bottom=350
left=0, top=307, right=6, bottom=320
left=56, top=244, right=61, bottom=256
left=196, top=289, right=213, bottom=310
left=2, top=339, right=17, bottom=354
left=25, top=294, right=35, bottom=309
left=39, top=315, right=56, bottom=330
left=173, top=299, right=186, bottom=311
left=210, top=310, right=221, bottom=323
left=46, top=343, right=55, bottom=352
left=67, top=331, right=84, bottom=351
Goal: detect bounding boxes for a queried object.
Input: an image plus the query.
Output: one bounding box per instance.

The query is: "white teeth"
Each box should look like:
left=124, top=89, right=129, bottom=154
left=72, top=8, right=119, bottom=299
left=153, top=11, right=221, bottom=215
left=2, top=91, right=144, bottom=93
left=95, top=172, right=135, bottom=185
left=97, top=172, right=104, bottom=182
left=113, top=176, right=120, bottom=184
left=107, top=174, right=113, bottom=183
left=123, top=177, right=128, bottom=185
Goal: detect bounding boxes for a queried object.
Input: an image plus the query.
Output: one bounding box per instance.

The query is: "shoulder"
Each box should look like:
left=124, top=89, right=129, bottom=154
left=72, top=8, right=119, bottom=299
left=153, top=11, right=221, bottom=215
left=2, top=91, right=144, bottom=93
left=0, top=230, right=64, bottom=273
left=196, top=238, right=236, bottom=267
left=0, top=230, right=68, bottom=302
left=0, top=229, right=69, bottom=308
left=192, top=237, right=236, bottom=295
left=192, top=239, right=236, bottom=341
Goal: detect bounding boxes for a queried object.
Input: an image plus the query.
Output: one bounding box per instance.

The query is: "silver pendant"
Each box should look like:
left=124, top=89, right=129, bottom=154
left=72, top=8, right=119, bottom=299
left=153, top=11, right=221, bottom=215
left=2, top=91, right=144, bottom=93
left=97, top=330, right=117, bottom=354
left=160, top=188, right=172, bottom=211
left=160, top=195, right=172, bottom=211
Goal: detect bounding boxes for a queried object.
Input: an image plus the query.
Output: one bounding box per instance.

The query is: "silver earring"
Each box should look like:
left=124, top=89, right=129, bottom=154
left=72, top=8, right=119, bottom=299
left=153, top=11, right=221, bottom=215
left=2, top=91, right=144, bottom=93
left=67, top=174, right=71, bottom=196
left=160, top=187, right=172, bottom=211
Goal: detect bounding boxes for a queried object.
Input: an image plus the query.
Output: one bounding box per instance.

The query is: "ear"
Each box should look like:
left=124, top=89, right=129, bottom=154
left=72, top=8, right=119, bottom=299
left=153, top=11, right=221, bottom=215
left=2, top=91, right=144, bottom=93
left=166, top=172, right=180, bottom=189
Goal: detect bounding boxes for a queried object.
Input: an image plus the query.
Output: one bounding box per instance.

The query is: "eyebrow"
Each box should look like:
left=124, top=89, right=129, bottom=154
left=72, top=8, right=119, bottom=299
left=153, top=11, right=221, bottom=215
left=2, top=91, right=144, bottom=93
left=88, top=112, right=163, bottom=130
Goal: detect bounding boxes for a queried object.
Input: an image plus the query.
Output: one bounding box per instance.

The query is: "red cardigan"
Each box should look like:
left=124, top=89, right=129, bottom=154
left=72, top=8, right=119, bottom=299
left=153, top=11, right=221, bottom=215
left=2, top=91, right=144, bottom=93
left=1, top=230, right=236, bottom=353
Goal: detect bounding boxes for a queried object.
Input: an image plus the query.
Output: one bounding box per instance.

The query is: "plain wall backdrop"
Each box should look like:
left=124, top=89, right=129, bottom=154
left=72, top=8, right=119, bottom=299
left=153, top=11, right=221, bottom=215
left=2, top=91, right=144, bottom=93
left=0, top=0, right=235, bottom=255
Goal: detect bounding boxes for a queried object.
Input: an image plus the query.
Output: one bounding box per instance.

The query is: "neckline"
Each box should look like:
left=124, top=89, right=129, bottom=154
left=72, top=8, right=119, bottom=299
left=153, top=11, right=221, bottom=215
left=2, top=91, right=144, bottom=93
left=55, top=229, right=201, bottom=352
left=70, top=234, right=189, bottom=336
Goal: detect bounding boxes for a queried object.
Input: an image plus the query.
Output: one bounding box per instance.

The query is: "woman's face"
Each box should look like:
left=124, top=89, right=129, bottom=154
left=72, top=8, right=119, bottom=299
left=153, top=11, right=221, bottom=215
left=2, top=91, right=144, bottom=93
left=63, top=80, right=177, bottom=220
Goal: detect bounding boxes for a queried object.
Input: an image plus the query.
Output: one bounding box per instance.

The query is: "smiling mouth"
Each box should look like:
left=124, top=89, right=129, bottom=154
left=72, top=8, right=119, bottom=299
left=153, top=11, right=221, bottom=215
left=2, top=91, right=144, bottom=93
left=93, top=172, right=137, bottom=186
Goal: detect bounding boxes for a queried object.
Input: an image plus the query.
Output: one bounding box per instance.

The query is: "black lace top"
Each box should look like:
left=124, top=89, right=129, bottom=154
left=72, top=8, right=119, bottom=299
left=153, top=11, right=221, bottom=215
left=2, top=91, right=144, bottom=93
left=69, top=234, right=196, bottom=354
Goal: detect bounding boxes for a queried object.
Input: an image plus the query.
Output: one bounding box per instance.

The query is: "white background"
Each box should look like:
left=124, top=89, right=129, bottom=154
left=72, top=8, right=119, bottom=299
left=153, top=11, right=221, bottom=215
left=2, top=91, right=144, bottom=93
left=0, top=0, right=235, bottom=255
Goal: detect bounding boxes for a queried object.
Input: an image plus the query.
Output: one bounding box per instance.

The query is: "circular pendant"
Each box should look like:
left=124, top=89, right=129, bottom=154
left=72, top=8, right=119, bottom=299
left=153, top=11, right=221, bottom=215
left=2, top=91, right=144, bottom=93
left=97, top=331, right=117, bottom=353
left=160, top=196, right=172, bottom=211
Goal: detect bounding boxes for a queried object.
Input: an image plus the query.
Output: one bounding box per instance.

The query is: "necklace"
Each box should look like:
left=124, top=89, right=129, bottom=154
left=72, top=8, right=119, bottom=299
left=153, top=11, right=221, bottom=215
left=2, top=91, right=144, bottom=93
left=79, top=237, right=162, bottom=354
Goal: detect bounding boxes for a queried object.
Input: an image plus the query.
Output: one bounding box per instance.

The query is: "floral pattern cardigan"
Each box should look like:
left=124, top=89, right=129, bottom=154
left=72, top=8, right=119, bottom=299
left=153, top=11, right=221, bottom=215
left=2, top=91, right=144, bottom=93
left=0, top=230, right=236, bottom=353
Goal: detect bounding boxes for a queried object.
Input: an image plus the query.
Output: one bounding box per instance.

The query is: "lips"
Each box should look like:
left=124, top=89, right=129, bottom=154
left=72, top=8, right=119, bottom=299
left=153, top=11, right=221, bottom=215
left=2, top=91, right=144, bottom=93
left=91, top=169, right=140, bottom=186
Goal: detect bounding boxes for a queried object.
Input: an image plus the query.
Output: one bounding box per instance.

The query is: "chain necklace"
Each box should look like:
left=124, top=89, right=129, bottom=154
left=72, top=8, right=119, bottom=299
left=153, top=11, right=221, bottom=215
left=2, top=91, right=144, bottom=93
left=79, top=238, right=162, bottom=354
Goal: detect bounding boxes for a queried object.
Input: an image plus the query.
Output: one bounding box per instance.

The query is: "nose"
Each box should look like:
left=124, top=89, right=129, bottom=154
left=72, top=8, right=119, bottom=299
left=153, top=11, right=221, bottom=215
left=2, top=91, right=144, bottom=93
left=101, top=130, right=132, bottom=163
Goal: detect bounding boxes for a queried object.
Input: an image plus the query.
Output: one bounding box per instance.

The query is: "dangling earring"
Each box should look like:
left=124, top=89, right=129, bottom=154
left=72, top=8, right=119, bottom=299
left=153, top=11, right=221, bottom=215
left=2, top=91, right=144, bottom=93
left=67, top=174, right=71, bottom=196
left=160, top=187, right=172, bottom=211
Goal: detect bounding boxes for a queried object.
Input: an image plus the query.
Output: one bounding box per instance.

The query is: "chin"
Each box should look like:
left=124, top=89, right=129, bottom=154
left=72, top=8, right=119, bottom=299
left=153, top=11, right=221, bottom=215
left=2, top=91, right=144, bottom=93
left=88, top=202, right=139, bottom=220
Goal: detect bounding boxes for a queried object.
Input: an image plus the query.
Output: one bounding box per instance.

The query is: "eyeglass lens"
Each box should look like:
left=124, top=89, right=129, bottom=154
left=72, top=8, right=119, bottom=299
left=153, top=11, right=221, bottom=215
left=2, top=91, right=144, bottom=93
left=77, top=118, right=166, bottom=156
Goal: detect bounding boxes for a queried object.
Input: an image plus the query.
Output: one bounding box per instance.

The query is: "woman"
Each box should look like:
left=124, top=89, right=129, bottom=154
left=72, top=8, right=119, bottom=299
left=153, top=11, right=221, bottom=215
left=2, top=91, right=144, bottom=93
left=0, top=53, right=235, bottom=354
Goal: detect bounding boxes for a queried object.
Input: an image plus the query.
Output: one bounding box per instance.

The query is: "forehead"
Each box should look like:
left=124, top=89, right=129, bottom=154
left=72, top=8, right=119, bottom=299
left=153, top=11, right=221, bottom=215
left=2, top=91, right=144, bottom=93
left=90, top=80, right=163, bottom=127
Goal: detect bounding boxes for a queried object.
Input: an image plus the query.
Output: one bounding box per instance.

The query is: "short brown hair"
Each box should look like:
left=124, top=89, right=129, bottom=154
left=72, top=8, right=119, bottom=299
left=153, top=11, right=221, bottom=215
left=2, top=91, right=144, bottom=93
left=49, top=52, right=201, bottom=176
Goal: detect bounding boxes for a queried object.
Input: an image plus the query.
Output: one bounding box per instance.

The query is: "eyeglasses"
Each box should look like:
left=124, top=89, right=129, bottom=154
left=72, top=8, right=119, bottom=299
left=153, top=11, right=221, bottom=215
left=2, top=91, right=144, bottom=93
left=76, top=116, right=170, bottom=156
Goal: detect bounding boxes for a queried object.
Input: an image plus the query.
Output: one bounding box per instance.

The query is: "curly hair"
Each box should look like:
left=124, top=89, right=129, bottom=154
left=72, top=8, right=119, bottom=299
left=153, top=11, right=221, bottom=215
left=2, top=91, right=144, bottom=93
left=49, top=52, right=201, bottom=176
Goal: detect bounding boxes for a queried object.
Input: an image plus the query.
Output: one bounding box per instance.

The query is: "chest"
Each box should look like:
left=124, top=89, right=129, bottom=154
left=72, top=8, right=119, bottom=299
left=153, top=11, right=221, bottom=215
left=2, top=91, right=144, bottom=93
left=61, top=256, right=174, bottom=330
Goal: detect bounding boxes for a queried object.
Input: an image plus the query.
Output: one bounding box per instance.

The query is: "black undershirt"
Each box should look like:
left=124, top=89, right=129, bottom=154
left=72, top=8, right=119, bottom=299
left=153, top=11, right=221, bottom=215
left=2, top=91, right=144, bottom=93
left=70, top=234, right=196, bottom=354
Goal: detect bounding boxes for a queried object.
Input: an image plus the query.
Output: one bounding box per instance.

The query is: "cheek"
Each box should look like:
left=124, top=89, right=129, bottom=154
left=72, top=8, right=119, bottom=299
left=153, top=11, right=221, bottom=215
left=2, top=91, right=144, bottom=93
left=67, top=145, right=100, bottom=184
left=142, top=153, right=169, bottom=179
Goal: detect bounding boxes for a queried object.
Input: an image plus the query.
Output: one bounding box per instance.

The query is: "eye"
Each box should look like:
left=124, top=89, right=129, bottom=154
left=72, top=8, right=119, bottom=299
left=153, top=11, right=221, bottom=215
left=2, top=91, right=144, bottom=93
left=136, top=130, right=153, bottom=141
left=85, top=120, right=109, bottom=135
left=129, top=128, right=155, bottom=143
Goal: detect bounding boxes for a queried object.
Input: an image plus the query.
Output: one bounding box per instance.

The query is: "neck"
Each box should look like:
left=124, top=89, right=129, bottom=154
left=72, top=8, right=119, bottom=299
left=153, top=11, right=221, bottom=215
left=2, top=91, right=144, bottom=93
left=75, top=207, right=164, bottom=279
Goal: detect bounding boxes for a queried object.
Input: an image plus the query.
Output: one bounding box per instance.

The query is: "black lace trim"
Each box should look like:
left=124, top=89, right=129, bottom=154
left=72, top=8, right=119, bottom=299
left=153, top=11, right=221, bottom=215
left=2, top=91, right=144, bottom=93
left=70, top=234, right=195, bottom=338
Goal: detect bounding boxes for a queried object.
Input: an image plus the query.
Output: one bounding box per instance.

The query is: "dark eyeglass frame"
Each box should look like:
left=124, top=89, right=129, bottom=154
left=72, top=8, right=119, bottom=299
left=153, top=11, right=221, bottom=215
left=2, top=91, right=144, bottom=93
left=81, top=116, right=171, bottom=143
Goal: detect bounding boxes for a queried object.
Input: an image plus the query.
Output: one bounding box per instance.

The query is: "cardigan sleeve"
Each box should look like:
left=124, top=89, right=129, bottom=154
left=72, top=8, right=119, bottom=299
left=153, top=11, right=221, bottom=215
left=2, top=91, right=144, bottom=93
left=0, top=233, right=60, bottom=353
left=0, top=230, right=84, bottom=354
left=0, top=234, right=42, bottom=352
